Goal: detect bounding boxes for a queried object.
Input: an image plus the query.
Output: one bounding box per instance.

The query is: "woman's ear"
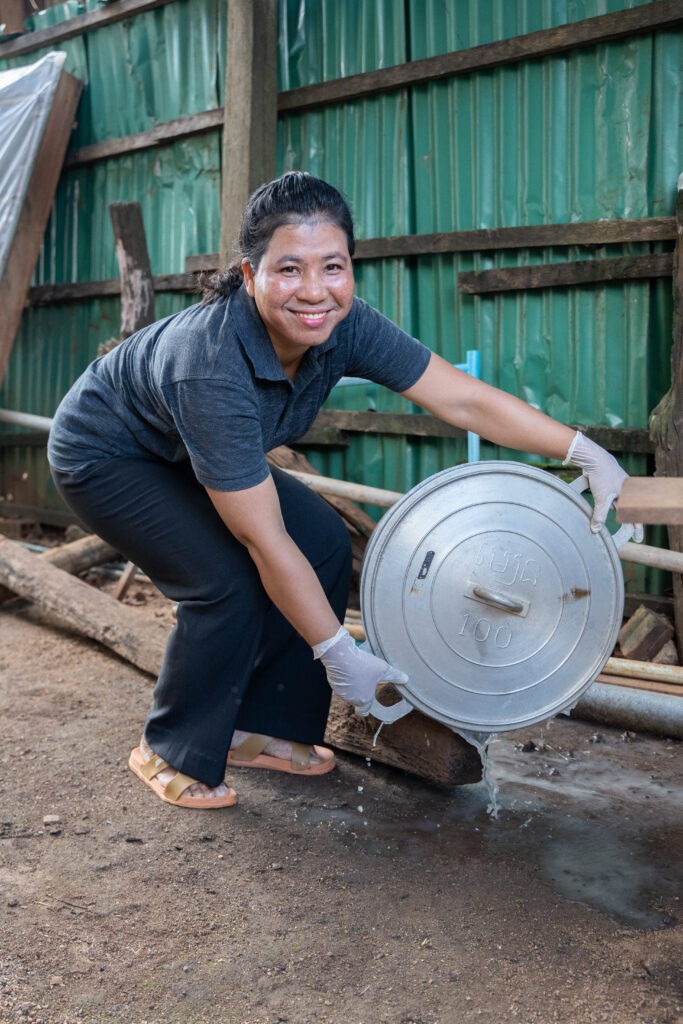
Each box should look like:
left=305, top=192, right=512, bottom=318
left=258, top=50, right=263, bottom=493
left=242, top=261, right=255, bottom=297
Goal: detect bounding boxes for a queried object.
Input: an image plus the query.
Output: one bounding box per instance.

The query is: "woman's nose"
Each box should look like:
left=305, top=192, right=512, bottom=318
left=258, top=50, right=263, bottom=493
left=296, top=270, right=327, bottom=301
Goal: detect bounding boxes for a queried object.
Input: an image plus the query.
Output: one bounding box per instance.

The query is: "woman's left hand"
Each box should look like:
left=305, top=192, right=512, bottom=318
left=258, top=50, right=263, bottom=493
left=564, top=432, right=644, bottom=540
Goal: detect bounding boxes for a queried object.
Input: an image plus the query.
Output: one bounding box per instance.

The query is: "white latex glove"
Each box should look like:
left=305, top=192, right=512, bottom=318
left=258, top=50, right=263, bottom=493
left=313, top=626, right=409, bottom=717
left=564, top=431, right=644, bottom=541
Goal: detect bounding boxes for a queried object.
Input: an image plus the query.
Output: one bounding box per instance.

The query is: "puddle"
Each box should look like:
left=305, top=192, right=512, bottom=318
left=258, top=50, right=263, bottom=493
left=300, top=721, right=682, bottom=931
left=539, top=823, right=677, bottom=930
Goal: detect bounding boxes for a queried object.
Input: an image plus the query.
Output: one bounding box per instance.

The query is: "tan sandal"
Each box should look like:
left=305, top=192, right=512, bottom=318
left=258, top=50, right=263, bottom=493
left=128, top=747, right=237, bottom=808
left=227, top=733, right=335, bottom=775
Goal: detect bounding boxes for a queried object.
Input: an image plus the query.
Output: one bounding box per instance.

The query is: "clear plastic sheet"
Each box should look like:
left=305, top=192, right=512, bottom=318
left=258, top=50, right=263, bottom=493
left=0, top=51, right=66, bottom=278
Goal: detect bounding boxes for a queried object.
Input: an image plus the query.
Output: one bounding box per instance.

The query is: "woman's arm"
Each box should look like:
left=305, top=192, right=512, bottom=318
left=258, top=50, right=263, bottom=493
left=207, top=475, right=409, bottom=713
left=207, top=475, right=341, bottom=646
left=401, top=352, right=576, bottom=460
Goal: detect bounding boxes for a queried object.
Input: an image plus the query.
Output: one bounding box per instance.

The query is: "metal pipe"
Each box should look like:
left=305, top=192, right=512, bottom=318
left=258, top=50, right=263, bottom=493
left=0, top=408, right=53, bottom=431
left=570, top=681, right=683, bottom=739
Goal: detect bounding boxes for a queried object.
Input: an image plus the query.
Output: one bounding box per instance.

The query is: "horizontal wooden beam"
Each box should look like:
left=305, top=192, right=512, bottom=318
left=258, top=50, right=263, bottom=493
left=27, top=272, right=198, bottom=306
left=277, top=0, right=683, bottom=113
left=296, top=412, right=653, bottom=453
left=64, top=109, right=223, bottom=170
left=6, top=4, right=680, bottom=168
left=185, top=218, right=676, bottom=274
left=458, top=252, right=673, bottom=294
left=28, top=220, right=672, bottom=307
left=617, top=477, right=683, bottom=524
left=0, top=0, right=177, bottom=59
left=0, top=419, right=653, bottom=455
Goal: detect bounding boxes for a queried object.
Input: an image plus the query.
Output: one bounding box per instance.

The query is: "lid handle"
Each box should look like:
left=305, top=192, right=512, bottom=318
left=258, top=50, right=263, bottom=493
left=471, top=585, right=525, bottom=614
left=368, top=694, right=412, bottom=725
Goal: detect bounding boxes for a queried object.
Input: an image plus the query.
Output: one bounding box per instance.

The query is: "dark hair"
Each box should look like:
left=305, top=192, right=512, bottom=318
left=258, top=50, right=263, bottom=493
left=200, top=172, right=355, bottom=303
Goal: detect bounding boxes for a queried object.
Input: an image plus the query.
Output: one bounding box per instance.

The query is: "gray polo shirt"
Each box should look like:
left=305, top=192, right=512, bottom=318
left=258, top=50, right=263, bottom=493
left=48, top=285, right=432, bottom=490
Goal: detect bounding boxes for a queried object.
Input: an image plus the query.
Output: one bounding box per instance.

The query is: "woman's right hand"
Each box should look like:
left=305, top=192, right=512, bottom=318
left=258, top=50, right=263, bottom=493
left=313, top=626, right=409, bottom=716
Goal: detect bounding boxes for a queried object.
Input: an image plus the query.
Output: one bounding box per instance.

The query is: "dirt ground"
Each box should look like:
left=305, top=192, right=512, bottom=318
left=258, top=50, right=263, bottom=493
left=1, top=572, right=682, bottom=1024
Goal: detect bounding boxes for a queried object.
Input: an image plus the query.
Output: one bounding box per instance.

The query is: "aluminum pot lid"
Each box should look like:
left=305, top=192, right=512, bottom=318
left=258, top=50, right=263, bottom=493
left=360, top=461, right=625, bottom=733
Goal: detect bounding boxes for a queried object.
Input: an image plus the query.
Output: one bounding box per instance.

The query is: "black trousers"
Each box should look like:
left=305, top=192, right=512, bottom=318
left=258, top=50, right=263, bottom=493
left=51, top=458, right=352, bottom=787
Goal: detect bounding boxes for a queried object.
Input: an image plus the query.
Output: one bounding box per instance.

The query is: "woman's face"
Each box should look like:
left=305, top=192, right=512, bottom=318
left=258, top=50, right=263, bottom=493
left=242, top=219, right=354, bottom=371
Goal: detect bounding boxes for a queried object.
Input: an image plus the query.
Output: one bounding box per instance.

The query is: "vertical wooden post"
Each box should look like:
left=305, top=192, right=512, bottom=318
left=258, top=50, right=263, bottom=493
left=219, top=0, right=277, bottom=268
left=108, top=201, right=155, bottom=339
left=650, top=174, right=683, bottom=655
left=105, top=201, right=156, bottom=600
left=0, top=0, right=26, bottom=35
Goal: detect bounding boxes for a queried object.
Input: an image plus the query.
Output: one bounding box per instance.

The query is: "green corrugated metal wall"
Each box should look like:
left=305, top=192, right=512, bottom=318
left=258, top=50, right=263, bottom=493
left=0, top=0, right=680, bottom=594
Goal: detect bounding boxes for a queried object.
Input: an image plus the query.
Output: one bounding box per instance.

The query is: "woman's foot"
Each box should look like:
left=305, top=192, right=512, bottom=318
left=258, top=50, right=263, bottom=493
left=228, top=731, right=335, bottom=775
left=138, top=735, right=234, bottom=801
left=230, top=730, right=324, bottom=765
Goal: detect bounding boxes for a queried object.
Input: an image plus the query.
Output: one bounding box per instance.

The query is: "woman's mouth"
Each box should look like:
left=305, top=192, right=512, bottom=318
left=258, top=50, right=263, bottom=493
left=291, top=310, right=330, bottom=327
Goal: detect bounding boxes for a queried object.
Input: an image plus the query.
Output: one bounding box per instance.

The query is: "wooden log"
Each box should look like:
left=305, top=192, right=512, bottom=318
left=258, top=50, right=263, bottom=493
left=458, top=252, right=672, bottom=295
left=324, top=688, right=482, bottom=786
left=0, top=68, right=83, bottom=386
left=220, top=0, right=277, bottom=267
left=0, top=533, right=120, bottom=604
left=0, top=536, right=166, bottom=675
left=108, top=202, right=155, bottom=339
left=617, top=476, right=683, bottom=524
left=650, top=178, right=683, bottom=658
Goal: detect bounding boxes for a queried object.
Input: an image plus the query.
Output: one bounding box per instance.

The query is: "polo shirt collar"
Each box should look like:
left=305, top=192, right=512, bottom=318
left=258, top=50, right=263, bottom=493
left=229, top=284, right=340, bottom=385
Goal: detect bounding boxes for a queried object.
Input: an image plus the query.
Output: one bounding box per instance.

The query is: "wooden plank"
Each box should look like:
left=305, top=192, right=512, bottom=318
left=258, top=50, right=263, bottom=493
left=650, top=179, right=683, bottom=658
left=220, top=0, right=277, bottom=267
left=184, top=217, right=677, bottom=273
left=309, top=410, right=466, bottom=440
left=458, top=252, right=673, bottom=294
left=567, top=425, right=653, bottom=455
left=277, top=0, right=683, bottom=113
left=0, top=70, right=83, bottom=387
left=617, top=477, right=683, bottom=524
left=596, top=674, right=683, bottom=698
left=64, top=109, right=223, bottom=170
left=0, top=0, right=177, bottom=59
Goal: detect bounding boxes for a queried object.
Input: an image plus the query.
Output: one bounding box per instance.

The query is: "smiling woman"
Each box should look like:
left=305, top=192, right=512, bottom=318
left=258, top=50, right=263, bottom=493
left=241, top=221, right=355, bottom=377
left=45, top=171, right=639, bottom=811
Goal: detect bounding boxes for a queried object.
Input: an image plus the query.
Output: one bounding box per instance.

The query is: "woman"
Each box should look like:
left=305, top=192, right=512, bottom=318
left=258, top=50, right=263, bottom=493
left=48, top=172, right=638, bottom=809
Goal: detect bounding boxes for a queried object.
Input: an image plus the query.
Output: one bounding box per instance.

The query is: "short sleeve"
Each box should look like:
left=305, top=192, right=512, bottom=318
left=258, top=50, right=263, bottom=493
left=161, top=379, right=270, bottom=490
left=344, top=300, right=432, bottom=391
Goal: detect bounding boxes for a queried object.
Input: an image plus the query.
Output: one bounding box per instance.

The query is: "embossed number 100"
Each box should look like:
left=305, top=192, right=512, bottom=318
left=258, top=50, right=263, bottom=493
left=458, top=612, right=512, bottom=648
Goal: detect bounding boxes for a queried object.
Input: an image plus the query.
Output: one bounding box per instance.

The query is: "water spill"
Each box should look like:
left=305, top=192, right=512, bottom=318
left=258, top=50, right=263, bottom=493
left=455, top=729, right=499, bottom=816
left=539, top=824, right=677, bottom=930
left=299, top=719, right=682, bottom=931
